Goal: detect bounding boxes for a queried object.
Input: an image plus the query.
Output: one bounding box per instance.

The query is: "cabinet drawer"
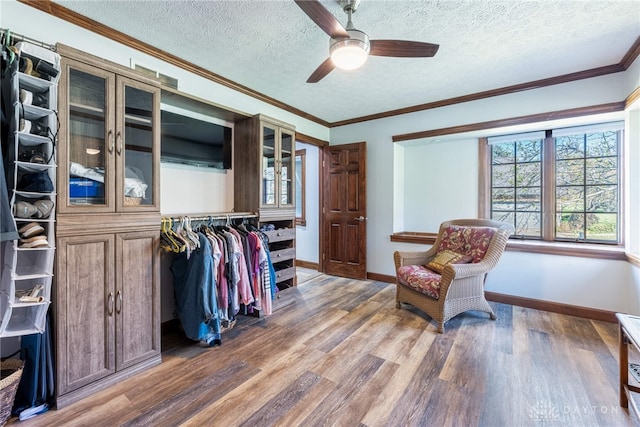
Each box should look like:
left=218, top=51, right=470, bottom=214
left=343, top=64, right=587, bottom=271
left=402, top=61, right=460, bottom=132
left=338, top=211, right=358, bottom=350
left=270, top=247, right=295, bottom=262
left=274, top=266, right=296, bottom=283
left=264, top=228, right=295, bottom=243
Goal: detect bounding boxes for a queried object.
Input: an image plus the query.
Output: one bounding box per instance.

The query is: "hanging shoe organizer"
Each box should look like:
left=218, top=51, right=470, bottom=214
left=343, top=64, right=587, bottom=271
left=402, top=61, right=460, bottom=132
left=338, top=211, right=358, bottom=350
left=0, top=38, right=60, bottom=337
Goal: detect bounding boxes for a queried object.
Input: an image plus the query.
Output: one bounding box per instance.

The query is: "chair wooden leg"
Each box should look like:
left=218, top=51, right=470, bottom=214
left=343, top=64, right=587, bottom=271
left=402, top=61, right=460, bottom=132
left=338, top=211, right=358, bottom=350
left=395, top=301, right=401, bottom=309
left=437, top=323, right=444, bottom=333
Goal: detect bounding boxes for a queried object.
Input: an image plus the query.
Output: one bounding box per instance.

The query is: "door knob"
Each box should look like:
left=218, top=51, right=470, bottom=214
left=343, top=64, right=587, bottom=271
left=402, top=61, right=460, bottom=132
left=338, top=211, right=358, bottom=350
left=354, top=216, right=367, bottom=221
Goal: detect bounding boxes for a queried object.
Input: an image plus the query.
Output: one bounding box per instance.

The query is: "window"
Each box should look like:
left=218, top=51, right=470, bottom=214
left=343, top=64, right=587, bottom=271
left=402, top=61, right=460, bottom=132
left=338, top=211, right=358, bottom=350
left=489, top=122, right=623, bottom=244
left=295, top=149, right=306, bottom=226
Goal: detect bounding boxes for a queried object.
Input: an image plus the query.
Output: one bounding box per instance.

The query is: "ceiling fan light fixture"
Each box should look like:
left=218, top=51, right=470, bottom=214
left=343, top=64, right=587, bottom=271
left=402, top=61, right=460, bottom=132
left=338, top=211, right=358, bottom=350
left=330, top=30, right=370, bottom=70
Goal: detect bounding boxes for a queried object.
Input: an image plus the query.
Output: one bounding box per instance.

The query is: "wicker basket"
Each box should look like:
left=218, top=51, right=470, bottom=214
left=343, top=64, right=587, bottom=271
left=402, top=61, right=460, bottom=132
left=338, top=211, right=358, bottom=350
left=0, top=359, right=24, bottom=426
left=124, top=196, right=142, bottom=206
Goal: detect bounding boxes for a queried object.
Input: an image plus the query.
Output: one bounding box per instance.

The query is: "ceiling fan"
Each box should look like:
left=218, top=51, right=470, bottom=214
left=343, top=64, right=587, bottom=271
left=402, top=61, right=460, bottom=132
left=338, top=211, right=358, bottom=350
left=295, top=0, right=439, bottom=83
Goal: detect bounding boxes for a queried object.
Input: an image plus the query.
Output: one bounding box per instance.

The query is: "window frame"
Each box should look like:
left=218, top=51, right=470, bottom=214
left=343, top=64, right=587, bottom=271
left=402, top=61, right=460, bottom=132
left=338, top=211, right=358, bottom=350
left=295, top=149, right=306, bottom=226
left=480, top=124, right=625, bottom=248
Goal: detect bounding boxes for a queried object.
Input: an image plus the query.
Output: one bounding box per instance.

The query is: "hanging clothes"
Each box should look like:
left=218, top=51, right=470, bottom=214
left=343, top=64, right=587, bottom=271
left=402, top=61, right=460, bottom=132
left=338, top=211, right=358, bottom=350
left=170, top=232, right=222, bottom=346
left=163, top=215, right=278, bottom=344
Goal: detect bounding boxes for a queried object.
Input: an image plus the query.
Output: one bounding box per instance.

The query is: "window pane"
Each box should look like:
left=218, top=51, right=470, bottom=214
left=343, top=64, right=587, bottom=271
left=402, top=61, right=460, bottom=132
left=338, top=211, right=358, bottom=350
left=586, top=185, right=617, bottom=212
left=516, top=162, right=541, bottom=187
left=556, top=186, right=584, bottom=212
left=556, top=213, right=585, bottom=240
left=556, top=135, right=585, bottom=159
left=492, top=144, right=514, bottom=164
left=554, top=127, right=620, bottom=243
left=492, top=211, right=514, bottom=225
left=516, top=140, right=541, bottom=162
left=516, top=187, right=540, bottom=212
left=491, top=140, right=542, bottom=237
left=515, top=212, right=541, bottom=237
left=492, top=164, right=515, bottom=187
left=586, top=213, right=617, bottom=242
left=295, top=155, right=302, bottom=218
left=556, top=159, right=584, bottom=185
left=586, top=157, right=617, bottom=185
left=585, top=131, right=618, bottom=157
left=492, top=188, right=514, bottom=211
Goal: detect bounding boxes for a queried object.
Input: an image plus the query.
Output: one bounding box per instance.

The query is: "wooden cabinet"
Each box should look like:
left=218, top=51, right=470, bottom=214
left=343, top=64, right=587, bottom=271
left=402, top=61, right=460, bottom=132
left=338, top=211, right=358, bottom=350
left=57, top=48, right=160, bottom=214
left=234, top=114, right=296, bottom=218
left=234, top=114, right=297, bottom=289
left=54, top=44, right=161, bottom=408
left=55, top=230, right=160, bottom=406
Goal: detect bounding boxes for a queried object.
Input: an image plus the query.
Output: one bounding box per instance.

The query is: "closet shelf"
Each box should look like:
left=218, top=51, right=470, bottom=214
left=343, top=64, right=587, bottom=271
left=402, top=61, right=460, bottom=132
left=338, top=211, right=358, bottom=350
left=15, top=161, right=56, bottom=173
left=13, top=190, right=57, bottom=198
left=17, top=131, right=51, bottom=146
left=18, top=72, right=55, bottom=92
left=14, top=102, right=54, bottom=119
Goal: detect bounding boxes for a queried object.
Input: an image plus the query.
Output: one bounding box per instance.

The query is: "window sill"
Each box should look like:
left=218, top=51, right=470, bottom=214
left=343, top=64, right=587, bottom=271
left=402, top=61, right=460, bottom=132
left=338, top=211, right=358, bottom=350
left=390, top=232, right=626, bottom=260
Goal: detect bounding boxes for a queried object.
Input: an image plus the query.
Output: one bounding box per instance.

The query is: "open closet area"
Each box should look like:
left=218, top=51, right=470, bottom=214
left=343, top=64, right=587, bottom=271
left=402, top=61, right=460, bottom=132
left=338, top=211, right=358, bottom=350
left=1, top=24, right=300, bottom=417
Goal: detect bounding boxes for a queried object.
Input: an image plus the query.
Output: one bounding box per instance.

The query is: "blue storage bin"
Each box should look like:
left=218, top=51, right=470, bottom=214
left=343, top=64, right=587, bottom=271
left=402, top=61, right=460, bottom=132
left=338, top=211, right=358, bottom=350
left=69, top=178, right=104, bottom=198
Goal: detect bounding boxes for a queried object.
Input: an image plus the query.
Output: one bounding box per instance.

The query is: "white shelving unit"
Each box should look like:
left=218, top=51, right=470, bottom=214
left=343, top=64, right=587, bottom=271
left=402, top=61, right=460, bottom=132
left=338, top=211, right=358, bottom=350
left=0, top=42, right=60, bottom=338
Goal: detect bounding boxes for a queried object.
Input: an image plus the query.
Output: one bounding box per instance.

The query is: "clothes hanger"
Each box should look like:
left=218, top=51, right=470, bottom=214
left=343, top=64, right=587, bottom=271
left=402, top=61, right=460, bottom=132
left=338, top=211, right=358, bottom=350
left=160, top=217, right=182, bottom=253
left=185, top=216, right=200, bottom=249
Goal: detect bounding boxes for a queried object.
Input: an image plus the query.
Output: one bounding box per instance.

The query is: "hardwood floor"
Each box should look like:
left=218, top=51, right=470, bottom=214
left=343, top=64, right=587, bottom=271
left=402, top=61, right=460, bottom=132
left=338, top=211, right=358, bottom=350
left=12, top=274, right=637, bottom=426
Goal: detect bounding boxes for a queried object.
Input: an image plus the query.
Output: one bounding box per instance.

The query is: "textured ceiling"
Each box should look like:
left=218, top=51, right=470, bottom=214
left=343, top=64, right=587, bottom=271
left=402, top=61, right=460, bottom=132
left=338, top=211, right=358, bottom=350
left=54, top=0, right=640, bottom=124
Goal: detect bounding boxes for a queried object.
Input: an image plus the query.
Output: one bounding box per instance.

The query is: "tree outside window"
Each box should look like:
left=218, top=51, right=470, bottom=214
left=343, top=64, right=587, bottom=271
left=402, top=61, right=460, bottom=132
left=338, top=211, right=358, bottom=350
left=489, top=122, right=623, bottom=244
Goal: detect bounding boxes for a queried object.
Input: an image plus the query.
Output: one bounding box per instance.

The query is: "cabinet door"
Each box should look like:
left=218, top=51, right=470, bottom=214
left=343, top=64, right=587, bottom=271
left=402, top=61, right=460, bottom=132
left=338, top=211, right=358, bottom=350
left=115, top=230, right=160, bottom=370
left=58, top=58, right=116, bottom=213
left=115, top=77, right=160, bottom=212
left=279, top=127, right=295, bottom=208
left=261, top=123, right=277, bottom=208
left=56, top=234, right=115, bottom=395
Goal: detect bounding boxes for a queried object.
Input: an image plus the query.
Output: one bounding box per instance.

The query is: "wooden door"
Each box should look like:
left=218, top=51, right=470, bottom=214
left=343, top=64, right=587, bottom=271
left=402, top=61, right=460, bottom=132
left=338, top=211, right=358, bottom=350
left=321, top=142, right=367, bottom=279
left=115, top=230, right=160, bottom=370
left=56, top=234, right=115, bottom=395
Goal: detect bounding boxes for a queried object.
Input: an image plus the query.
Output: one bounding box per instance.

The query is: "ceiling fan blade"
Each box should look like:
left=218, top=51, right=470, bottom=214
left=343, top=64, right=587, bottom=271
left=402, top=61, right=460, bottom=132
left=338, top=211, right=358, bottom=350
left=294, top=0, right=349, bottom=39
left=307, top=57, right=336, bottom=83
left=369, top=40, right=439, bottom=58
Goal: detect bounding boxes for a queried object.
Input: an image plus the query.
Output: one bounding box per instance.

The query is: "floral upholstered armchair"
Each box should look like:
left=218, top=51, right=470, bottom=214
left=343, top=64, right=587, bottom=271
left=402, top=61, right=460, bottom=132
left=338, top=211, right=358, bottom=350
left=393, top=219, right=514, bottom=333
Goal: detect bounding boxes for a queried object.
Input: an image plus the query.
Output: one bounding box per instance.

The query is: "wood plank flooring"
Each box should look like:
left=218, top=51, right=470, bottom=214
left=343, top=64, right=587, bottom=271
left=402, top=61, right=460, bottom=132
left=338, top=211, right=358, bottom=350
left=11, top=274, right=637, bottom=426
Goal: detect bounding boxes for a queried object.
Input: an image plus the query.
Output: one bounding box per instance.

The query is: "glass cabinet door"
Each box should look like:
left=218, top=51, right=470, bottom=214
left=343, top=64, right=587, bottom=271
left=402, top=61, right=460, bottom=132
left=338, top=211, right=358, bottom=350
left=118, top=79, right=158, bottom=210
left=279, top=128, right=294, bottom=207
left=65, top=66, right=113, bottom=210
left=262, top=125, right=277, bottom=207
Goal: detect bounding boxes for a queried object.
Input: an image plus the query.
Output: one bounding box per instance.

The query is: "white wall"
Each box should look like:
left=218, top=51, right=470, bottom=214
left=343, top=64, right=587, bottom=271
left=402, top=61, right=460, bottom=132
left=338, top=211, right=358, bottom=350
left=399, top=138, right=478, bottom=231
left=295, top=143, right=320, bottom=264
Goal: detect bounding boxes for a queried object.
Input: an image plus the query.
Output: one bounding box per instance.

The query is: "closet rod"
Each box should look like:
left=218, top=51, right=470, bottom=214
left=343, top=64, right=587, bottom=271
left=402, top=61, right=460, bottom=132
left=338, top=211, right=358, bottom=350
left=0, top=28, right=56, bottom=51
left=163, top=212, right=258, bottom=223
